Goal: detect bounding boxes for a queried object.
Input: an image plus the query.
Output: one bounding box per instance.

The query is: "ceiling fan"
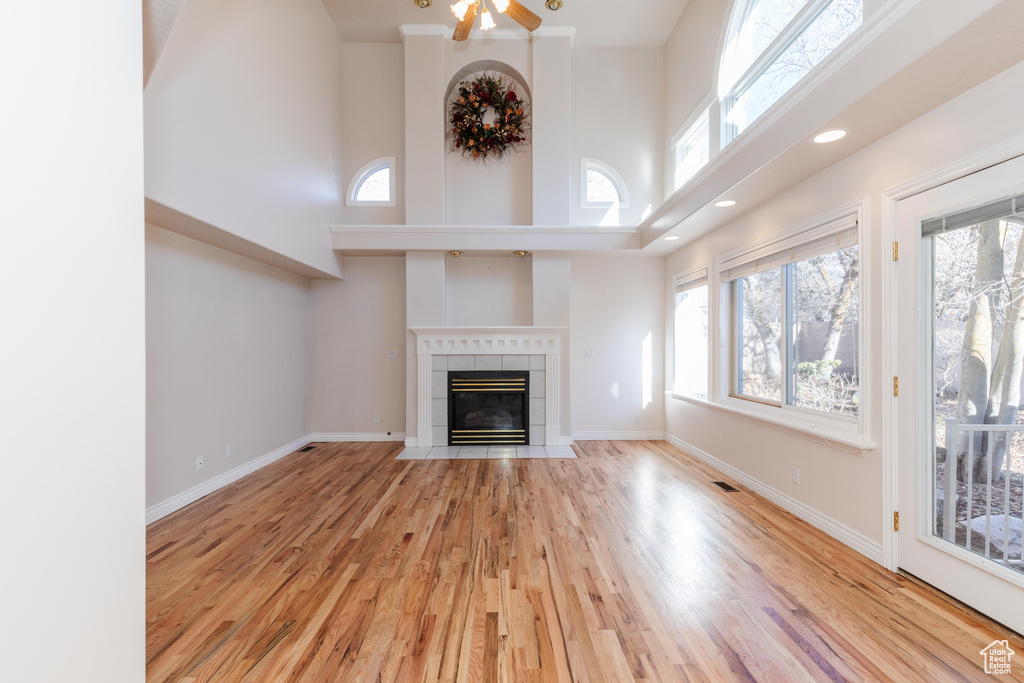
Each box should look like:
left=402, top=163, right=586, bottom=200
left=450, top=0, right=543, bottom=41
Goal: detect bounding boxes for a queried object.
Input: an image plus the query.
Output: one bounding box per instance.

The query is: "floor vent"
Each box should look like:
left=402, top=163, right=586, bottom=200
left=299, top=445, right=316, bottom=453
left=712, top=481, right=740, bottom=492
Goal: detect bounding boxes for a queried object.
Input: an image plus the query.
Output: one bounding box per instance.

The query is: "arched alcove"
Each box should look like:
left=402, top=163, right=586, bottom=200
left=444, top=59, right=532, bottom=103
left=444, top=59, right=533, bottom=226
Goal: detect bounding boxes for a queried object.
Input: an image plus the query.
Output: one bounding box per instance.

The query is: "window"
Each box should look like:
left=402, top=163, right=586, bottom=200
left=580, top=158, right=629, bottom=208
left=346, top=157, right=395, bottom=207
left=673, top=109, right=710, bottom=191
left=674, top=265, right=710, bottom=399
left=720, top=0, right=863, bottom=142
left=721, top=214, right=859, bottom=418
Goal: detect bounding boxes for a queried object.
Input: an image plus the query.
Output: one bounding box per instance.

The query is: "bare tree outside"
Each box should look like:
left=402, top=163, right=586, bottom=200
left=727, top=0, right=863, bottom=134
left=792, top=246, right=859, bottom=415
left=735, top=245, right=860, bottom=415
left=738, top=268, right=783, bottom=400
left=933, top=215, right=1024, bottom=569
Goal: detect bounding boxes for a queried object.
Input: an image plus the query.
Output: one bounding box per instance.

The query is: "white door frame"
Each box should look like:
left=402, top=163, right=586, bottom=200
left=881, top=134, right=1024, bottom=573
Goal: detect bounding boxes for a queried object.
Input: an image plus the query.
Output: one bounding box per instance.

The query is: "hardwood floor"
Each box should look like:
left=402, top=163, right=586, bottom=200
left=147, top=440, right=1023, bottom=682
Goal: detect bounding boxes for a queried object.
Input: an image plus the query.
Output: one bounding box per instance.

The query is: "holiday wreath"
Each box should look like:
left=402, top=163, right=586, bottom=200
left=448, top=73, right=530, bottom=161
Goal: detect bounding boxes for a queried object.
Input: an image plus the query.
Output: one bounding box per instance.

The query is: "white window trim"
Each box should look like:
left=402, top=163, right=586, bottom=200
left=672, top=262, right=712, bottom=400
left=670, top=90, right=717, bottom=149
left=706, top=198, right=872, bottom=451
left=580, top=158, right=629, bottom=209
left=719, top=0, right=862, bottom=147
left=673, top=108, right=711, bottom=192
left=346, top=156, right=396, bottom=207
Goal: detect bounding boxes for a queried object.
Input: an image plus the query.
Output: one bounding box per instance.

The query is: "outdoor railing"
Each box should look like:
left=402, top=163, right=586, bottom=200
left=943, top=419, right=1024, bottom=566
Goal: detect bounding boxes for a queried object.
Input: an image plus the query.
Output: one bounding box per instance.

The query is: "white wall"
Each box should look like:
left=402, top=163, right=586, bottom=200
left=406, top=252, right=448, bottom=439
left=343, top=43, right=405, bottom=225
left=663, top=59, right=1024, bottom=548
left=444, top=42, right=535, bottom=226
left=0, top=2, right=145, bottom=679
left=446, top=255, right=533, bottom=326
left=572, top=47, right=665, bottom=227
left=144, top=0, right=345, bottom=277
left=662, top=0, right=725, bottom=146
left=146, top=225, right=312, bottom=508
left=404, top=30, right=447, bottom=225
left=312, top=257, right=407, bottom=437
left=446, top=149, right=534, bottom=225
left=571, top=255, right=665, bottom=437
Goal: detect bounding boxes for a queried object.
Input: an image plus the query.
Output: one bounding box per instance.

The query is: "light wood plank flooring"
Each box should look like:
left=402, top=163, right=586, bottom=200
left=147, top=440, right=1023, bottom=681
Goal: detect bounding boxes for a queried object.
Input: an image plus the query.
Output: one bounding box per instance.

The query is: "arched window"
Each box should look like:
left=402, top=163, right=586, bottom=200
left=720, top=0, right=862, bottom=143
left=346, top=157, right=396, bottom=207
left=580, top=158, right=629, bottom=208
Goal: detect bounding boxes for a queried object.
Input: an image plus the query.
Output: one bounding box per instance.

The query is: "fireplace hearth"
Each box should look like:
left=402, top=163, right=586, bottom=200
left=448, top=371, right=529, bottom=445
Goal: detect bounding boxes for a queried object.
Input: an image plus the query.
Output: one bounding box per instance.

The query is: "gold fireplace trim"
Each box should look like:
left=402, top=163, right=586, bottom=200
left=452, top=430, right=525, bottom=433
left=451, top=378, right=526, bottom=393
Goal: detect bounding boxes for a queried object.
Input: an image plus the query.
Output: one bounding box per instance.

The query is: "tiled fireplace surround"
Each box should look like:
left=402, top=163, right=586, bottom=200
left=411, top=328, right=565, bottom=447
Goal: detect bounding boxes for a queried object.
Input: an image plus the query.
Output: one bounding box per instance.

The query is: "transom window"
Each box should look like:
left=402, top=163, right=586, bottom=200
left=347, top=157, right=396, bottom=207
left=722, top=214, right=860, bottom=418
left=580, top=158, right=629, bottom=208
left=720, top=0, right=863, bottom=143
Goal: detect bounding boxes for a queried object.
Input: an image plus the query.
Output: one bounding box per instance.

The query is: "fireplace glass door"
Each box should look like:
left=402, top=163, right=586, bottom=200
left=448, top=371, right=529, bottom=445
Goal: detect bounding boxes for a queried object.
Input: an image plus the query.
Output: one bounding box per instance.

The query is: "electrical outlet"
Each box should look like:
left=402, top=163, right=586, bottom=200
left=585, top=348, right=596, bottom=359
left=226, top=444, right=232, bottom=458
left=374, top=414, right=381, bottom=424
left=633, top=413, right=641, bottom=423
left=792, top=467, right=800, bottom=484
left=196, top=456, right=204, bottom=471
left=387, top=349, right=397, bottom=359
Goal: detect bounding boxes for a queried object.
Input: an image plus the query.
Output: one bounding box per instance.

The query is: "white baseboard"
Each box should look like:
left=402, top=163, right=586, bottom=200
left=312, top=433, right=406, bottom=442
left=662, top=433, right=884, bottom=566
left=404, top=437, right=418, bottom=448
left=146, top=434, right=312, bottom=525
left=572, top=431, right=664, bottom=441
left=559, top=437, right=574, bottom=446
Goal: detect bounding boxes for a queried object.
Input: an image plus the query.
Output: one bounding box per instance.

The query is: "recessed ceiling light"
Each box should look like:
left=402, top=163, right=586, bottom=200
left=813, top=129, right=847, bottom=144
left=715, top=200, right=736, bottom=208
left=664, top=235, right=680, bottom=241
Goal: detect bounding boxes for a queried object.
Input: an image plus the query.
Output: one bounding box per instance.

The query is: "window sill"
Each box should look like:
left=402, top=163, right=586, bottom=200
left=667, top=391, right=875, bottom=454
left=345, top=199, right=397, bottom=208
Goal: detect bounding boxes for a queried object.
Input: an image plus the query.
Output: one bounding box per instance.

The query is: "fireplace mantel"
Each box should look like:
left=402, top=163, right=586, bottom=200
left=410, top=327, right=566, bottom=447
left=410, top=327, right=565, bottom=355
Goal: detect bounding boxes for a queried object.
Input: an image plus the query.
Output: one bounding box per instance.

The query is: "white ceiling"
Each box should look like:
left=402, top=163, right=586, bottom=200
left=143, top=0, right=691, bottom=84
left=143, top=0, right=188, bottom=84
left=319, top=0, right=691, bottom=46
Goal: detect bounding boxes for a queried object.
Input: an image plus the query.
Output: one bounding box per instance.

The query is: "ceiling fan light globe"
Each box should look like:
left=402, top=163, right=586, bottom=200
left=480, top=7, right=496, bottom=29
left=493, top=0, right=510, bottom=13
left=451, top=0, right=470, bottom=20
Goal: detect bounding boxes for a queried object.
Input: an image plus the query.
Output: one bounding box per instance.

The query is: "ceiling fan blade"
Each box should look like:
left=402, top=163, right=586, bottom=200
left=505, top=0, right=542, bottom=32
left=452, top=2, right=479, bottom=41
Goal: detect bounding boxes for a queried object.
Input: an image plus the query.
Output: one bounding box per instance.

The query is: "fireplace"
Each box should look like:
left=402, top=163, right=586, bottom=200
left=448, top=371, right=529, bottom=445
left=411, top=327, right=565, bottom=448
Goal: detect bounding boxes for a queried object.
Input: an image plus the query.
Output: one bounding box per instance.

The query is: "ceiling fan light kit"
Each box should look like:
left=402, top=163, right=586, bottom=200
left=449, top=0, right=544, bottom=41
